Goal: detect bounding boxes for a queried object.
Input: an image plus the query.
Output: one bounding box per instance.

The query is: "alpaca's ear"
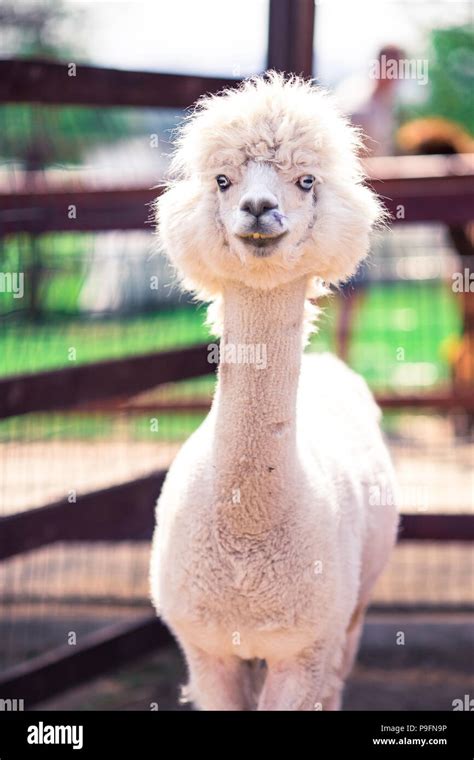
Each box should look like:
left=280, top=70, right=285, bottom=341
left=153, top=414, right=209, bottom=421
left=155, top=180, right=224, bottom=303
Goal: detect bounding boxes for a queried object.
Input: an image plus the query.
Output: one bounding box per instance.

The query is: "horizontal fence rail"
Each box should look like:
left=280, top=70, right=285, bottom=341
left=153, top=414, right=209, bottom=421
left=0, top=187, right=157, bottom=234
left=373, top=173, right=474, bottom=224
left=399, top=514, right=474, bottom=542
left=0, top=615, right=173, bottom=708
left=375, top=392, right=474, bottom=411
left=74, top=391, right=474, bottom=415
left=0, top=59, right=239, bottom=108
left=0, top=343, right=214, bottom=419
left=0, top=473, right=165, bottom=561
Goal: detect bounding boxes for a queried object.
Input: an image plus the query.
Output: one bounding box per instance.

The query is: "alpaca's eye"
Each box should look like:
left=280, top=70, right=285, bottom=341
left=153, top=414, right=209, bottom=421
left=216, top=175, right=231, bottom=191
left=297, top=175, right=315, bottom=192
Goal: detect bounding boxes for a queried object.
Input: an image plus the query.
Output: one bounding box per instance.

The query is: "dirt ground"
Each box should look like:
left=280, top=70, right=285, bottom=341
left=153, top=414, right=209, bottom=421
left=37, top=613, right=474, bottom=711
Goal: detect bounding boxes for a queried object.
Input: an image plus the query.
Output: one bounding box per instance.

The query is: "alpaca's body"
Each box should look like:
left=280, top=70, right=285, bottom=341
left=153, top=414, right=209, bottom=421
left=149, top=74, right=398, bottom=709
left=150, top=279, right=397, bottom=710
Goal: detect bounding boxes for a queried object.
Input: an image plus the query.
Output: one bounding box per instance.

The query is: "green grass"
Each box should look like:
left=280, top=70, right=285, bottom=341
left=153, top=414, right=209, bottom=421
left=0, top=411, right=207, bottom=444
left=344, top=281, right=461, bottom=389
left=0, top=307, right=210, bottom=376
left=0, top=233, right=90, bottom=317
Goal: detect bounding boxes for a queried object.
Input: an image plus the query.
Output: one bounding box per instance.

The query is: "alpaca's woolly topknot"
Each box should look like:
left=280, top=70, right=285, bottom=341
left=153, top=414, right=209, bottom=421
left=170, top=72, right=364, bottom=184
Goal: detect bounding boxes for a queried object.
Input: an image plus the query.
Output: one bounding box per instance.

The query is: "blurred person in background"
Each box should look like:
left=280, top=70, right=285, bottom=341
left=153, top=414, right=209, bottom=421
left=337, top=44, right=406, bottom=157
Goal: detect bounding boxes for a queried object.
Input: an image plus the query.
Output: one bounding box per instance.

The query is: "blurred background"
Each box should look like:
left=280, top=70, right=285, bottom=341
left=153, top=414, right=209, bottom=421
left=0, top=0, right=473, bottom=711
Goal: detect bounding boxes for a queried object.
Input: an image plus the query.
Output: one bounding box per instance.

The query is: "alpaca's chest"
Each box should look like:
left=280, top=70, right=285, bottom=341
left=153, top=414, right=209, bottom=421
left=152, top=510, right=345, bottom=659
left=149, top=419, right=363, bottom=660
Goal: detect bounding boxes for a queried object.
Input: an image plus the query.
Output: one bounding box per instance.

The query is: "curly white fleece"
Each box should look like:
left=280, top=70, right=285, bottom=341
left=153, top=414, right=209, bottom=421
left=149, top=73, right=397, bottom=711
left=154, top=72, right=384, bottom=331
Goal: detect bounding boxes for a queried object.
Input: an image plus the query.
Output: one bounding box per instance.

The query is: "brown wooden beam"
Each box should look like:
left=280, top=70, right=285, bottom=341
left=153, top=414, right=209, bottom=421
left=369, top=174, right=474, bottom=225
left=365, top=153, right=474, bottom=180
left=0, top=59, right=239, bottom=108
left=376, top=392, right=474, bottom=411
left=0, top=472, right=165, bottom=561
left=0, top=614, right=173, bottom=707
left=0, top=187, right=156, bottom=234
left=267, top=0, right=315, bottom=78
left=370, top=603, right=474, bottom=614
left=398, top=514, right=474, bottom=542
left=74, top=391, right=474, bottom=415
left=80, top=400, right=212, bottom=414
left=0, top=343, right=213, bottom=419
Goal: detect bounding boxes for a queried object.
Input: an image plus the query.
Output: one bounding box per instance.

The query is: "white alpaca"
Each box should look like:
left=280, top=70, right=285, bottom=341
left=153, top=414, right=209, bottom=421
left=150, top=73, right=398, bottom=711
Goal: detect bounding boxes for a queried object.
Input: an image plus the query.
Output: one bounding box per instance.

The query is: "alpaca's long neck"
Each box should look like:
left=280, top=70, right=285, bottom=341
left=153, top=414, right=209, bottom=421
left=211, top=276, right=308, bottom=534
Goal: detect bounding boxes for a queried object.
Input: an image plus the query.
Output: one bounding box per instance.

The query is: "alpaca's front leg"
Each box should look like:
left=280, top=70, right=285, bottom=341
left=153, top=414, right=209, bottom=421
left=257, top=646, right=344, bottom=711
left=257, top=652, right=321, bottom=711
left=320, top=604, right=367, bottom=710
left=180, top=642, right=254, bottom=711
left=340, top=604, right=367, bottom=679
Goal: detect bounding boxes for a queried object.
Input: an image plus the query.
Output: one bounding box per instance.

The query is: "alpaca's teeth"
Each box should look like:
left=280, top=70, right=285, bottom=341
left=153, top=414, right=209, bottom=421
left=243, top=232, right=276, bottom=241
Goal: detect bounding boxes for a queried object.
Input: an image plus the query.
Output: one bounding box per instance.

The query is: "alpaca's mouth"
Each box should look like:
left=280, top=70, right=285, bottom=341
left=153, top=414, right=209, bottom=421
left=238, top=231, right=287, bottom=254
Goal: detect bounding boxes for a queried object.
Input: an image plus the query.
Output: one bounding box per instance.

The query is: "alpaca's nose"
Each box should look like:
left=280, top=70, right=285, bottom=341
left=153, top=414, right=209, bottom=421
left=239, top=193, right=278, bottom=218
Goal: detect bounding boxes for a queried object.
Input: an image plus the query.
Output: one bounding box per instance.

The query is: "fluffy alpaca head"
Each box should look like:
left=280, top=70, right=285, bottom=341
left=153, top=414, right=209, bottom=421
left=155, top=72, right=383, bottom=325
